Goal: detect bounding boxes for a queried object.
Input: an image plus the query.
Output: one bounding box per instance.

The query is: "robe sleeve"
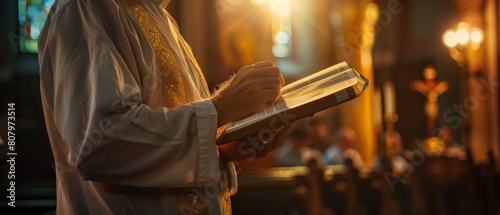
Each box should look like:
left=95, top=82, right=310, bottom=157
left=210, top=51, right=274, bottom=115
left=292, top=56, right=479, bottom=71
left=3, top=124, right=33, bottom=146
left=39, top=2, right=221, bottom=188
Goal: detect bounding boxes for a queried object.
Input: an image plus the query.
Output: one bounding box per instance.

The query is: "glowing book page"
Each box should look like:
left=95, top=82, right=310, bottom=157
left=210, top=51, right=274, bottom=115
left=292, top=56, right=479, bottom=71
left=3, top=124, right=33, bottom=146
left=217, top=61, right=369, bottom=144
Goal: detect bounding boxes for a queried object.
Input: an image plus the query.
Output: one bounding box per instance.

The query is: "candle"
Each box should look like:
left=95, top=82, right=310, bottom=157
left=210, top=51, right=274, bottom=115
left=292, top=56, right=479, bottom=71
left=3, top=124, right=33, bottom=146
left=383, top=81, right=396, bottom=115
left=373, top=87, right=383, bottom=126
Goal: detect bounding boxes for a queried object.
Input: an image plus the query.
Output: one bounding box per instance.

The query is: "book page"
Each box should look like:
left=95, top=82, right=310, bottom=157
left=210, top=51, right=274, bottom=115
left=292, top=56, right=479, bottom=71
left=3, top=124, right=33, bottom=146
left=281, top=62, right=350, bottom=94
left=281, top=68, right=356, bottom=108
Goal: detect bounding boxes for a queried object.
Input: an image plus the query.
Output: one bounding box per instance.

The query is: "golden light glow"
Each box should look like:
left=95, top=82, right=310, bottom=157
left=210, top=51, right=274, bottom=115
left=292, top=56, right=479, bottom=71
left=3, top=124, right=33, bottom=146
left=270, top=0, right=291, bottom=17
left=253, top=0, right=267, bottom=4
left=443, top=22, right=484, bottom=49
left=470, top=28, right=483, bottom=44
left=443, top=30, right=458, bottom=48
left=274, top=31, right=290, bottom=44
left=442, top=22, right=484, bottom=68
left=365, top=3, right=379, bottom=23
left=272, top=44, right=290, bottom=57
left=269, top=0, right=292, bottom=58
left=456, top=28, right=469, bottom=45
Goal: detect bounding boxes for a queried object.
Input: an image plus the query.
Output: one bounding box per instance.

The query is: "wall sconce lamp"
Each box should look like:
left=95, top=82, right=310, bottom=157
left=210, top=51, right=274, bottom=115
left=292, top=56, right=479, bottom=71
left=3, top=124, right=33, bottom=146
left=442, top=22, right=484, bottom=68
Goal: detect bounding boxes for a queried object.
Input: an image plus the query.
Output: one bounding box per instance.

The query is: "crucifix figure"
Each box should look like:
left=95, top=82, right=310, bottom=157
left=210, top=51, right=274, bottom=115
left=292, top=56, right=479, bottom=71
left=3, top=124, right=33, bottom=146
left=411, top=65, right=449, bottom=136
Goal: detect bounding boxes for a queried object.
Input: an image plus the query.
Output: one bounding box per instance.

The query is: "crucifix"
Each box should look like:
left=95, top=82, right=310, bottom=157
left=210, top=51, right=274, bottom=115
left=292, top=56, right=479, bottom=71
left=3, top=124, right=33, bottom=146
left=411, top=65, right=449, bottom=136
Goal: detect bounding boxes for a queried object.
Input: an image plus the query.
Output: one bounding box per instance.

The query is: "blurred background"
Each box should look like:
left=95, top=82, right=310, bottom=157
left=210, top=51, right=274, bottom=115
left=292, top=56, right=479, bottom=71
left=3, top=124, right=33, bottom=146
left=0, top=0, right=499, bottom=214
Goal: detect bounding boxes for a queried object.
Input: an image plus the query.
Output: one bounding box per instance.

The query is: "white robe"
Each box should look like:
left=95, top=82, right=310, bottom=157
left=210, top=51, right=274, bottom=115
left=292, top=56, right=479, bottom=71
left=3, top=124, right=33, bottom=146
left=39, top=0, right=225, bottom=214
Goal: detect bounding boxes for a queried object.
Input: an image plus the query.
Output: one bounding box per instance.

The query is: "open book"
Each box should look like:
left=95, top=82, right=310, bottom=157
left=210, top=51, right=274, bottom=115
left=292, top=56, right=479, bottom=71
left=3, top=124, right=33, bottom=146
left=216, top=61, right=369, bottom=144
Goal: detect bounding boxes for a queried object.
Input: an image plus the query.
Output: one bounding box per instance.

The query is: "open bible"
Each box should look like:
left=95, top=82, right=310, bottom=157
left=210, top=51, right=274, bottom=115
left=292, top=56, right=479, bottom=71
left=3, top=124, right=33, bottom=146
left=216, top=61, right=370, bottom=144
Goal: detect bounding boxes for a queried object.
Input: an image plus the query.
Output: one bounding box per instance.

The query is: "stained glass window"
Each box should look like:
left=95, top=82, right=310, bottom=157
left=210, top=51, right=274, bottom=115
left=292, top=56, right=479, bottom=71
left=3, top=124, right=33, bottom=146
left=18, top=0, right=55, bottom=53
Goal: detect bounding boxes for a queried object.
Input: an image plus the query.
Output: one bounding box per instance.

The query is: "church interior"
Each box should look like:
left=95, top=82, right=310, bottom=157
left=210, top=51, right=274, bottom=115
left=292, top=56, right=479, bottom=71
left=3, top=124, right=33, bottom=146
left=0, top=0, right=499, bottom=214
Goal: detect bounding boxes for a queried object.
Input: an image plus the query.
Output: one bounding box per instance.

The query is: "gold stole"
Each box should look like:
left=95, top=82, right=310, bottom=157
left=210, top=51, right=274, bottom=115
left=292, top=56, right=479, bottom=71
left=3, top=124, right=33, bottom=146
left=116, top=0, right=231, bottom=214
left=118, top=0, right=194, bottom=109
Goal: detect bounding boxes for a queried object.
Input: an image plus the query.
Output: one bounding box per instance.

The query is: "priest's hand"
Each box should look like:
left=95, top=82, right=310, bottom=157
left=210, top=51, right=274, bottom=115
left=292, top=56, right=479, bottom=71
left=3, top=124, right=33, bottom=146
left=211, top=61, right=284, bottom=127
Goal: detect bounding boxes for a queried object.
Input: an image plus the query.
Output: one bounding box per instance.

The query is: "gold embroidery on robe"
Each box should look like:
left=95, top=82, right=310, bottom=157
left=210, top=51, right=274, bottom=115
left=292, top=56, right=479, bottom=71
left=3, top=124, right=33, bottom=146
left=116, top=0, right=231, bottom=214
left=118, top=0, right=187, bottom=109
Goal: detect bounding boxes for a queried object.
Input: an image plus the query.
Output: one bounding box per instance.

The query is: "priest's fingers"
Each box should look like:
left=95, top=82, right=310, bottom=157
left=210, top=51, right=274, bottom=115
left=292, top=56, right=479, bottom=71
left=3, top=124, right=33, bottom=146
left=256, top=67, right=284, bottom=87
left=278, top=71, right=285, bottom=87
left=242, top=67, right=280, bottom=82
left=261, top=88, right=281, bottom=103
left=249, top=69, right=284, bottom=87
left=239, top=61, right=274, bottom=73
left=260, top=77, right=283, bottom=90
left=250, top=66, right=280, bottom=77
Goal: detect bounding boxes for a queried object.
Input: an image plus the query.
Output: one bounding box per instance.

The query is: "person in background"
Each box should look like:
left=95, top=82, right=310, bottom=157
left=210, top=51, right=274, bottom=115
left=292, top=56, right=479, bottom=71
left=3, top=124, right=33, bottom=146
left=324, top=127, right=364, bottom=169
left=276, top=124, right=325, bottom=167
left=391, top=132, right=414, bottom=175
left=390, top=132, right=414, bottom=215
left=308, top=118, right=331, bottom=151
left=439, top=126, right=466, bottom=160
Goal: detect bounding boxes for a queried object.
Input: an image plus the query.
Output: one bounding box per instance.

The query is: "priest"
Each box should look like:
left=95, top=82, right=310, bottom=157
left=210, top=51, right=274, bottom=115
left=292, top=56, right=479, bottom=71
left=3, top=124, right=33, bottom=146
left=38, top=0, right=288, bottom=214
